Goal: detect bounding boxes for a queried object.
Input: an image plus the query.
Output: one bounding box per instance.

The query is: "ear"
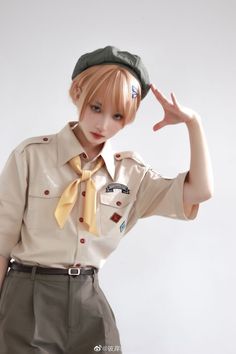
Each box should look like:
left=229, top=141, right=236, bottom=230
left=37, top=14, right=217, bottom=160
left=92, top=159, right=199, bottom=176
left=74, top=84, right=82, bottom=101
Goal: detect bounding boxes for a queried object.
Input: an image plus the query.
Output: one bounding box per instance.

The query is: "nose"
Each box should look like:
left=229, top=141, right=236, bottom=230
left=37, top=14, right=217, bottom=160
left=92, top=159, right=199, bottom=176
left=95, top=114, right=109, bottom=133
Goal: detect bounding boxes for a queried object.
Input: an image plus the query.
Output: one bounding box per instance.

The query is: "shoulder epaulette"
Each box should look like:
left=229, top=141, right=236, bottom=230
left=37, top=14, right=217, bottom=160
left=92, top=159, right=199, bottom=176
left=114, top=151, right=146, bottom=167
left=16, top=134, right=54, bottom=153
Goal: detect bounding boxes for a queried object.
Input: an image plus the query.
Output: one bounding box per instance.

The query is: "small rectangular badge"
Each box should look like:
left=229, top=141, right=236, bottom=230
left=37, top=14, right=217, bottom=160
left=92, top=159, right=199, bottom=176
left=120, top=220, right=126, bottom=233
left=110, top=213, right=122, bottom=223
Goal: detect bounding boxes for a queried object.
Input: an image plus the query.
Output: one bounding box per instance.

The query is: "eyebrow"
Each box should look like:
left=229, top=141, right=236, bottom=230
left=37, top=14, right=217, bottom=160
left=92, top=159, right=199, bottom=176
left=93, top=101, right=123, bottom=115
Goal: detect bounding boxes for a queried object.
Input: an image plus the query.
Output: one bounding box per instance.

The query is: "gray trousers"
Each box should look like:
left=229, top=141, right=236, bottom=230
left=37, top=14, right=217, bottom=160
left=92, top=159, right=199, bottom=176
left=0, top=269, right=122, bottom=354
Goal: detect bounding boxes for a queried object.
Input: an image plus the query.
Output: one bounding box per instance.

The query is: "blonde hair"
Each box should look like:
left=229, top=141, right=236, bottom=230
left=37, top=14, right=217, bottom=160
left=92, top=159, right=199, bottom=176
left=69, top=64, right=142, bottom=127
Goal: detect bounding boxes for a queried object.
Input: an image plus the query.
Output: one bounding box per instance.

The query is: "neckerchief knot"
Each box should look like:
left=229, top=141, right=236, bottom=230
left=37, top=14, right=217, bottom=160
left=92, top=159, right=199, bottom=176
left=54, top=154, right=104, bottom=235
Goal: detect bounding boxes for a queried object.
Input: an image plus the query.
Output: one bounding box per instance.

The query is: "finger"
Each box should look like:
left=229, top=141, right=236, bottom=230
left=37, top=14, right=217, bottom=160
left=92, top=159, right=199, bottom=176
left=152, top=120, right=167, bottom=131
left=150, top=84, right=170, bottom=106
left=171, top=92, right=180, bottom=108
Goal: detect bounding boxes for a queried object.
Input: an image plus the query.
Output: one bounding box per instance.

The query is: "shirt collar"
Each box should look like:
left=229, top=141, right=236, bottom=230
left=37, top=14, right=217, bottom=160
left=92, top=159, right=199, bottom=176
left=57, top=121, right=116, bottom=180
left=99, top=136, right=116, bottom=181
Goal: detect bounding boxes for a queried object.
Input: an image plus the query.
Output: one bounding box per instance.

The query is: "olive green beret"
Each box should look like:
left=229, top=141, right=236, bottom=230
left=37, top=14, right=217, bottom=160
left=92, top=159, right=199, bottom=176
left=71, top=45, right=150, bottom=100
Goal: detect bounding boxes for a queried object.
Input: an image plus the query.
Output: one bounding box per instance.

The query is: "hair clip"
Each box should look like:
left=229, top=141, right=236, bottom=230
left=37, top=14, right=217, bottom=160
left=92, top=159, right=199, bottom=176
left=132, top=85, right=139, bottom=99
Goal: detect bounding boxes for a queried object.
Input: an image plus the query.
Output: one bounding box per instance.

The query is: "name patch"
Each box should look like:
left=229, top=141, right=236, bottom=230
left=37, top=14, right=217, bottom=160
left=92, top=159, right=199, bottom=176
left=106, top=183, right=130, bottom=194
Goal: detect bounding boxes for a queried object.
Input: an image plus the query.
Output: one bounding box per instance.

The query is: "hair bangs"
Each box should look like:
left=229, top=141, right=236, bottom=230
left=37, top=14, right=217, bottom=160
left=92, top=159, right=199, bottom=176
left=69, top=64, right=142, bottom=125
left=97, top=71, right=128, bottom=117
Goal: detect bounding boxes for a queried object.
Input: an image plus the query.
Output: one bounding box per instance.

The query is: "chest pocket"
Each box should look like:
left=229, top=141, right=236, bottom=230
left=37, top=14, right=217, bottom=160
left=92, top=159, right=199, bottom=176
left=98, top=191, right=135, bottom=235
left=24, top=185, right=63, bottom=230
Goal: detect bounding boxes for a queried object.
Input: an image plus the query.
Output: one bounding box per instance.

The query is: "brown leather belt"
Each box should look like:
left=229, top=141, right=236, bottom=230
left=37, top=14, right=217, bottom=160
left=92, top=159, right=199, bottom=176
left=10, top=262, right=98, bottom=276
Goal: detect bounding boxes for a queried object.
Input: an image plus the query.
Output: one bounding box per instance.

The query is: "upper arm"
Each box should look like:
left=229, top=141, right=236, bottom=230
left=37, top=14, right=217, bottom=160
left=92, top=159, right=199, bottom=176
left=0, top=148, right=28, bottom=257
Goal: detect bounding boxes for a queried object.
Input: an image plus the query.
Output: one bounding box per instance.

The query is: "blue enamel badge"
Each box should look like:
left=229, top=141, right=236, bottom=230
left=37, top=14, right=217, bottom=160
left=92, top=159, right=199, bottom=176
left=132, top=85, right=138, bottom=99
left=120, top=220, right=126, bottom=233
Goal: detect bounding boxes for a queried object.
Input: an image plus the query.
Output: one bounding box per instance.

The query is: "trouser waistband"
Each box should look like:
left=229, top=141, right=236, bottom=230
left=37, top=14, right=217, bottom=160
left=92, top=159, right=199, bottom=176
left=9, top=261, right=98, bottom=276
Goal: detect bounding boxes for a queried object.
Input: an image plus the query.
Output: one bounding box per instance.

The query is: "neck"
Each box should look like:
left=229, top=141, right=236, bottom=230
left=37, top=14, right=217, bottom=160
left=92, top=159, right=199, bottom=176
left=73, top=123, right=104, bottom=159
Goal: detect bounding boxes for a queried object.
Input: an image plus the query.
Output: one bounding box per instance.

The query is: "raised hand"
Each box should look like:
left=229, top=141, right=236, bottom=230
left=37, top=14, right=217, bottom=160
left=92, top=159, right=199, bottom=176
left=150, top=84, right=200, bottom=131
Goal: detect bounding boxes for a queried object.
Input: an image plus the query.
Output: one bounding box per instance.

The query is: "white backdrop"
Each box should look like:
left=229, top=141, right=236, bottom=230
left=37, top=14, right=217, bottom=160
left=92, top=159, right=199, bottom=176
left=0, top=1, right=235, bottom=353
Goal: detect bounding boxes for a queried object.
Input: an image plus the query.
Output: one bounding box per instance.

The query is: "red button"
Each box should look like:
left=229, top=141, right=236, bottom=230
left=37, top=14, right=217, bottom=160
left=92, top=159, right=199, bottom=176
left=43, top=137, right=48, bottom=141
left=116, top=154, right=121, bottom=158
left=44, top=190, right=50, bottom=195
left=80, top=238, right=86, bottom=244
left=82, top=153, right=87, bottom=159
left=82, top=191, right=86, bottom=197
left=116, top=201, right=122, bottom=206
left=75, top=263, right=81, bottom=267
left=79, top=217, right=84, bottom=223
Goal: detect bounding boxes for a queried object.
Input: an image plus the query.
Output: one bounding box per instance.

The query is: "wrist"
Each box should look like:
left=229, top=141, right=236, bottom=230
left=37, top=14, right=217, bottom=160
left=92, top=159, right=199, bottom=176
left=185, top=113, right=202, bottom=128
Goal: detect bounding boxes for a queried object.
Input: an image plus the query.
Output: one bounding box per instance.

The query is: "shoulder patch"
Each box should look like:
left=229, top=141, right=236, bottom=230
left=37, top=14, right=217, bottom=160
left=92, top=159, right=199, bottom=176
left=114, top=151, right=146, bottom=166
left=16, top=134, right=54, bottom=153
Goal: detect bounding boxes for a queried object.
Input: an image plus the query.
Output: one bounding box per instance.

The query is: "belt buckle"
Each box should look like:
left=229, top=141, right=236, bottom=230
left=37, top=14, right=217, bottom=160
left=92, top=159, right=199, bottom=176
left=68, top=267, right=80, bottom=276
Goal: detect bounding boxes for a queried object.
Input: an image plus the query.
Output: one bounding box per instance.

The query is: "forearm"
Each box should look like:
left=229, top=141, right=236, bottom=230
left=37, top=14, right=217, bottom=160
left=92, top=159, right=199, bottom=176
left=149, top=84, right=214, bottom=204
left=0, top=255, right=10, bottom=291
left=184, top=115, right=214, bottom=203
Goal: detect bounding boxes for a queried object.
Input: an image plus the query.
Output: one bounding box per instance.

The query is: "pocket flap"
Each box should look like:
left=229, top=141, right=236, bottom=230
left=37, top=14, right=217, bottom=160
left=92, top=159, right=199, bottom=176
left=100, top=192, right=135, bottom=208
left=28, top=186, right=62, bottom=198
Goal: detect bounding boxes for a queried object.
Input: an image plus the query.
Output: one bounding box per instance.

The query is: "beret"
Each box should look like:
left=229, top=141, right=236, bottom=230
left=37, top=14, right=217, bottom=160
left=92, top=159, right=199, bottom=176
left=71, top=45, right=150, bottom=99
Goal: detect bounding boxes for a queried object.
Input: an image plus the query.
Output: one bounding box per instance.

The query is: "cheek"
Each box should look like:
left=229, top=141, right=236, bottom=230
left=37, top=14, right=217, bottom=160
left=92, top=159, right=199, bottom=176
left=109, top=122, right=122, bottom=136
left=79, top=113, right=91, bottom=126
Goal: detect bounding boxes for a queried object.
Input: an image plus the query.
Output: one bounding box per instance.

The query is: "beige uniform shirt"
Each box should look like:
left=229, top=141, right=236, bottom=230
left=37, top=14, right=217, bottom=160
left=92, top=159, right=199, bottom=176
left=0, top=121, right=199, bottom=269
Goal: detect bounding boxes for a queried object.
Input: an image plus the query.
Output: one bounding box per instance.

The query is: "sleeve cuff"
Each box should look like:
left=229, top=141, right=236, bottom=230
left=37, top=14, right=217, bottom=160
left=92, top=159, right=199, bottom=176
left=176, top=171, right=199, bottom=221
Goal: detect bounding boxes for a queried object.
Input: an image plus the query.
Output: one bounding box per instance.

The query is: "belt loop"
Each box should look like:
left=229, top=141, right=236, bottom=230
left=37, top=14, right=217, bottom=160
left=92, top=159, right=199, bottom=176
left=31, top=266, right=37, bottom=281
left=92, top=268, right=98, bottom=284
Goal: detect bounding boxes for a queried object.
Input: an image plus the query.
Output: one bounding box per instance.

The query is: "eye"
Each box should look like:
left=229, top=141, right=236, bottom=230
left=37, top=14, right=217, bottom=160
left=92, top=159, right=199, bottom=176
left=113, top=113, right=124, bottom=121
left=90, top=104, right=101, bottom=113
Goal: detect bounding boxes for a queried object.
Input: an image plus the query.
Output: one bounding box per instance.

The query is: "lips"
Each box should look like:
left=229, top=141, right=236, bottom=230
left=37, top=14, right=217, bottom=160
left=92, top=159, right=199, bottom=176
left=90, top=132, right=104, bottom=139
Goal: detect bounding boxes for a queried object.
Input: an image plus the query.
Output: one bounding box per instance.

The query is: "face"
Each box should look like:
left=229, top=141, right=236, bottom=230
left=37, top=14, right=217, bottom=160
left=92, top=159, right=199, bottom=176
left=77, top=98, right=125, bottom=148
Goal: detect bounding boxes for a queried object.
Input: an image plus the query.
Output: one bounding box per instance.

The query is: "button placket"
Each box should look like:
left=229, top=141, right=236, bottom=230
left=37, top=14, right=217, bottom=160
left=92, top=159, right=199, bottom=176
left=77, top=160, right=93, bottom=228
left=77, top=181, right=85, bottom=229
left=73, top=182, right=87, bottom=265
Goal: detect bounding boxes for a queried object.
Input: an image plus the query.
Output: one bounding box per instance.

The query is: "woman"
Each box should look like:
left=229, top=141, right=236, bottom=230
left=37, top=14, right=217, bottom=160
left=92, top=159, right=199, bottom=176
left=0, top=45, right=213, bottom=354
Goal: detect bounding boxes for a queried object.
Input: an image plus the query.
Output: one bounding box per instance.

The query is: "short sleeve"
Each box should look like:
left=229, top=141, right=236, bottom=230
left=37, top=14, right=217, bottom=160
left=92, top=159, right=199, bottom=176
left=134, top=168, right=199, bottom=221
left=0, top=147, right=28, bottom=257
